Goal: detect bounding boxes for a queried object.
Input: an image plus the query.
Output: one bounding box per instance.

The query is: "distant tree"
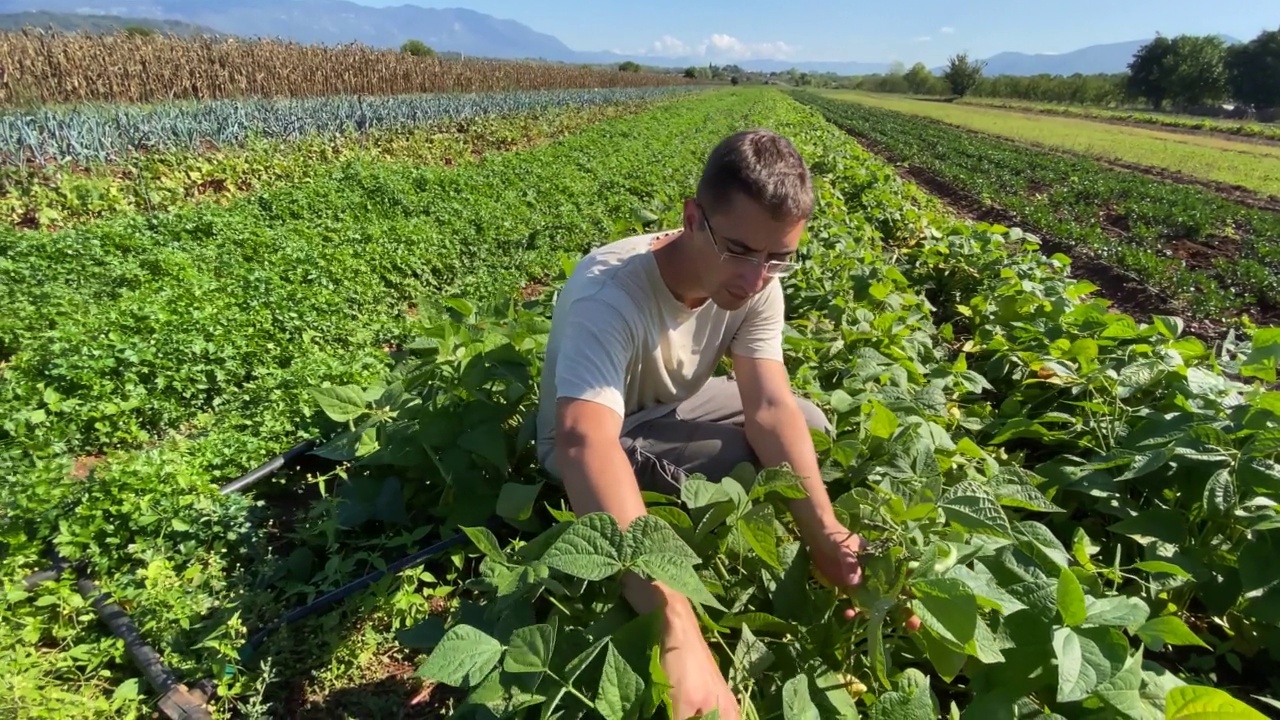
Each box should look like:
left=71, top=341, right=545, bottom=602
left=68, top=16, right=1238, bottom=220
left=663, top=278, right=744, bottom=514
left=904, top=62, right=937, bottom=95
left=730, top=75, right=741, bottom=86
left=1126, top=35, right=1175, bottom=109
left=1226, top=28, right=1280, bottom=109
left=400, top=39, right=436, bottom=57
left=943, top=52, right=986, bottom=97
left=121, top=25, right=158, bottom=37
left=618, top=60, right=641, bottom=73
left=1164, top=34, right=1230, bottom=109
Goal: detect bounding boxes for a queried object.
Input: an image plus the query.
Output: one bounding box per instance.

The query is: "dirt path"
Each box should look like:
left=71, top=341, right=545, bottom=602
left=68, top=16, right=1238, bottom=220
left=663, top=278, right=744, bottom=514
left=851, top=133, right=1277, bottom=344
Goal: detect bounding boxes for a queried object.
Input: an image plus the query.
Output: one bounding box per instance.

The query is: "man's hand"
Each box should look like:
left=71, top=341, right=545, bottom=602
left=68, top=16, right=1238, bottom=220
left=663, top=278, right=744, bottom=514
left=660, top=602, right=740, bottom=720
left=809, top=524, right=923, bottom=631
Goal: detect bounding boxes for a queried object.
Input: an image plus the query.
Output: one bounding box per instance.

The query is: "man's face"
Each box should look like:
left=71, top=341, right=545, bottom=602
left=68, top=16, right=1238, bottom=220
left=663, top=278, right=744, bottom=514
left=686, top=195, right=805, bottom=311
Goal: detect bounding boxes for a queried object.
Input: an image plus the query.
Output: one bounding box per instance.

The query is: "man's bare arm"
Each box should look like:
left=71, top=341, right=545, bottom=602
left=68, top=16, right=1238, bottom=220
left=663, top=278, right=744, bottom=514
left=731, top=354, right=842, bottom=542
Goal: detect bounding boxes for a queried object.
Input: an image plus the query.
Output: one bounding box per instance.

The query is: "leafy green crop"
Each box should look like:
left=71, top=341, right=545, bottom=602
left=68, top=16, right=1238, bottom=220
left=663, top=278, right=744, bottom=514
left=0, top=86, right=697, bottom=166
left=790, top=89, right=1280, bottom=324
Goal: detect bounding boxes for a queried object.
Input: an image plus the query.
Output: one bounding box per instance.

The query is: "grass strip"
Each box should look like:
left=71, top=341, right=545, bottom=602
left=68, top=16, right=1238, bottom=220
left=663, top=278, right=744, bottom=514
left=825, top=90, right=1280, bottom=198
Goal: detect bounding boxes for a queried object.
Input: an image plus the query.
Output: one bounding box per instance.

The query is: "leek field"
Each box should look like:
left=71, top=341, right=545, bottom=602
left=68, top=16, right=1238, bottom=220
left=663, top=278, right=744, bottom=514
left=2, top=45, right=1280, bottom=720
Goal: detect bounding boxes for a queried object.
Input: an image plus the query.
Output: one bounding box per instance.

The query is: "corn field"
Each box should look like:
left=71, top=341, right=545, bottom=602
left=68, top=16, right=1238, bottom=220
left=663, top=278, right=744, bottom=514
left=0, top=30, right=692, bottom=106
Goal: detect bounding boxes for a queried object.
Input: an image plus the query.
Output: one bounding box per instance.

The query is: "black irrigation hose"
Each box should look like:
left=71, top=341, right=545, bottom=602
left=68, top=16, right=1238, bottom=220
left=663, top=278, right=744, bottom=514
left=219, top=438, right=318, bottom=495
left=235, top=523, right=494, bottom=664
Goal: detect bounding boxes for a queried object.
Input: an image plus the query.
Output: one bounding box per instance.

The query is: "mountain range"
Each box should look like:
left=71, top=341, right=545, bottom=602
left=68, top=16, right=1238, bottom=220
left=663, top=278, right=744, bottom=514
left=0, top=0, right=1240, bottom=77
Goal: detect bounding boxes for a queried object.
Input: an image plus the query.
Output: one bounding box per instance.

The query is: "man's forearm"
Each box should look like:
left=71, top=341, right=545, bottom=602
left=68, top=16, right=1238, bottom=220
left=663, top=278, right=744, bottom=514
left=555, top=436, right=701, bottom=629
left=744, top=402, right=842, bottom=541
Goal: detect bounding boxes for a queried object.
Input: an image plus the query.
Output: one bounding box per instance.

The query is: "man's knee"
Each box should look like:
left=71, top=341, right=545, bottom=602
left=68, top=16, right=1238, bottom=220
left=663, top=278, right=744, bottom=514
left=795, top=396, right=833, bottom=436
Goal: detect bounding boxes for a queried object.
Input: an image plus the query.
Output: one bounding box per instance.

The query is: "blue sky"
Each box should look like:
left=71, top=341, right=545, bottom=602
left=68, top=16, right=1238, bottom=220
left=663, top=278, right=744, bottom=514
left=352, top=1, right=1275, bottom=64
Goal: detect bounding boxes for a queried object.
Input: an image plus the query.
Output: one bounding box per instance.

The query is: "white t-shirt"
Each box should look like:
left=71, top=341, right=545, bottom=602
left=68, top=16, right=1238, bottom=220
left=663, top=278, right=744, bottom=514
left=535, top=230, right=786, bottom=476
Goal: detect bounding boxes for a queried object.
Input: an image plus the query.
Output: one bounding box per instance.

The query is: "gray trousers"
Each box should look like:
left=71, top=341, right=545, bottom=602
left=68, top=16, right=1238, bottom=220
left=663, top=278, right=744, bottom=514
left=620, top=376, right=833, bottom=496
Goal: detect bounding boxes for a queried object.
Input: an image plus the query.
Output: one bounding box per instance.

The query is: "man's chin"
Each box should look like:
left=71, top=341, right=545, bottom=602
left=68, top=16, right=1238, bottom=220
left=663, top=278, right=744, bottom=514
left=713, top=290, right=751, bottom=310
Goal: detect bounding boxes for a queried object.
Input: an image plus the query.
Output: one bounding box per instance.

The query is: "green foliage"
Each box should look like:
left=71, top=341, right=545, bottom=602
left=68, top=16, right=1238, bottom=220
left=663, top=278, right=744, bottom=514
left=942, top=53, right=986, bottom=98
left=618, top=61, right=642, bottom=73
left=8, top=85, right=1280, bottom=718
left=320, top=92, right=1280, bottom=717
left=1226, top=29, right=1280, bottom=109
left=790, top=89, right=1280, bottom=321
left=1128, top=34, right=1231, bottom=111
left=400, top=39, right=436, bottom=57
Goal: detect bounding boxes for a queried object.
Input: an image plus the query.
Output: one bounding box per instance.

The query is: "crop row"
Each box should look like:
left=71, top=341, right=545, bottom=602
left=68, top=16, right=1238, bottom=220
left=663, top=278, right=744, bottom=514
left=790, top=90, right=1280, bottom=323
left=965, top=98, right=1280, bottom=141
left=315, top=92, right=1280, bottom=718
left=0, top=31, right=692, bottom=107
left=0, top=88, right=815, bottom=715
left=1, top=97, right=670, bottom=231
left=1, top=85, right=698, bottom=167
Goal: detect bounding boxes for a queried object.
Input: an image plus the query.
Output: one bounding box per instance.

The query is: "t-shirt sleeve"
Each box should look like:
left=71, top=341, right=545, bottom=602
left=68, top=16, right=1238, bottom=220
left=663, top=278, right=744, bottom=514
left=553, top=295, right=634, bottom=420
left=729, top=280, right=785, bottom=362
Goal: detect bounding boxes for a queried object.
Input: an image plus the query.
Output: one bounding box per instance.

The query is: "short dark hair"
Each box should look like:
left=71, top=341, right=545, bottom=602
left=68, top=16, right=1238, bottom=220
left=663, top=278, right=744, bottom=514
left=696, top=129, right=814, bottom=222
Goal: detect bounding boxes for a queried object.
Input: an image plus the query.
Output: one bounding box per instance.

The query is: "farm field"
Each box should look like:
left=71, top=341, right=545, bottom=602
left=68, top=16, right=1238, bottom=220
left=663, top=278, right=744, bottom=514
left=0, top=86, right=696, bottom=230
left=961, top=97, right=1280, bottom=142
left=2, top=80, right=1280, bottom=720
left=820, top=90, right=1280, bottom=200
left=794, top=89, right=1280, bottom=326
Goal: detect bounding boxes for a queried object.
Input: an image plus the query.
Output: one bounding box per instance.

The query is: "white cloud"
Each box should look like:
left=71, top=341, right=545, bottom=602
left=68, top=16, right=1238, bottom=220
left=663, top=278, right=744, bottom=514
left=913, top=35, right=933, bottom=43
left=940, top=26, right=956, bottom=34
left=640, top=33, right=796, bottom=60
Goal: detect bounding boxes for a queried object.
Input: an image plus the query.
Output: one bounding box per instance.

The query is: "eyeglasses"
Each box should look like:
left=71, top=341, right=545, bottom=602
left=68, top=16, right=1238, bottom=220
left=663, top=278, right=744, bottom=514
left=697, top=202, right=800, bottom=278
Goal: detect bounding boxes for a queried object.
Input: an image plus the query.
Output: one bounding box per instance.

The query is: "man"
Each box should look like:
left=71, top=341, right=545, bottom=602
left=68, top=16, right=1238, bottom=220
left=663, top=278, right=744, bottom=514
left=534, top=129, right=870, bottom=719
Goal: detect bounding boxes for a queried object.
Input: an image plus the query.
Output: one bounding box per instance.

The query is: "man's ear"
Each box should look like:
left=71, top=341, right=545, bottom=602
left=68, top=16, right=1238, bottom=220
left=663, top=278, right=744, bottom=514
left=681, top=197, right=698, bottom=232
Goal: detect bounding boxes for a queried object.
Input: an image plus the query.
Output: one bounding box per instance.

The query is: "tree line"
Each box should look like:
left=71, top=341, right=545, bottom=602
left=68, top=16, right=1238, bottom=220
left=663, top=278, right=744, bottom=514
left=847, top=27, right=1280, bottom=112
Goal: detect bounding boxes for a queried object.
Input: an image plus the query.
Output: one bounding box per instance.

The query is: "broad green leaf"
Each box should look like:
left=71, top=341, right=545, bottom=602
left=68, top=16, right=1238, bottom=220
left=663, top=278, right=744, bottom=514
left=749, top=467, right=810, bottom=501
left=462, top=526, right=506, bottom=561
left=682, top=477, right=731, bottom=509
left=1203, top=468, right=1237, bottom=517
left=939, top=481, right=1012, bottom=538
left=908, top=577, right=978, bottom=650
left=541, top=512, right=624, bottom=581
left=947, top=564, right=1027, bottom=615
left=1133, top=561, right=1191, bottom=579
left=730, top=625, right=773, bottom=684
left=596, top=643, right=644, bottom=720
left=418, top=624, right=503, bottom=687
left=1093, top=650, right=1147, bottom=719
left=995, top=483, right=1063, bottom=512
left=459, top=423, right=508, bottom=472
left=1135, top=616, right=1209, bottom=651
left=1083, top=596, right=1150, bottom=630
left=1164, top=685, right=1269, bottom=719
left=918, top=626, right=967, bottom=682
left=783, top=675, right=821, bottom=720
left=1117, top=359, right=1167, bottom=398
left=310, top=385, right=367, bottom=421
left=505, top=624, right=555, bottom=673
left=1053, top=627, right=1100, bottom=703
left=738, top=503, right=781, bottom=570
left=631, top=552, right=724, bottom=610
left=1153, top=315, right=1185, bottom=339
left=623, top=514, right=700, bottom=566
left=497, top=481, right=543, bottom=521
left=1014, top=521, right=1071, bottom=572
left=719, top=612, right=798, bottom=635
left=866, top=668, right=937, bottom=720
left=1057, top=568, right=1087, bottom=627
left=1241, top=328, right=1280, bottom=383
left=625, top=513, right=721, bottom=609
left=868, top=402, right=899, bottom=439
